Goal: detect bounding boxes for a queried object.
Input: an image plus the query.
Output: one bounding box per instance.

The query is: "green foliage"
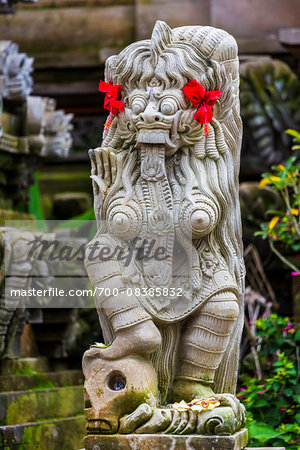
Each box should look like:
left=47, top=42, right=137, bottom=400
left=28, top=172, right=48, bottom=230
left=239, top=59, right=300, bottom=176
left=239, top=314, right=300, bottom=448
left=13, top=368, right=38, bottom=376
left=255, top=133, right=300, bottom=271
left=286, top=128, right=300, bottom=151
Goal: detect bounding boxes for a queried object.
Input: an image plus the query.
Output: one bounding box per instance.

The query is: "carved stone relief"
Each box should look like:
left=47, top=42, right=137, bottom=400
left=0, top=41, right=33, bottom=102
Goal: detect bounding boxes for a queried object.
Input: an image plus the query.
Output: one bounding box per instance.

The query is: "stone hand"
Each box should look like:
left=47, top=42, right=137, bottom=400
left=119, top=404, right=153, bottom=434
left=89, top=147, right=118, bottom=202
left=118, top=397, right=245, bottom=435
left=119, top=406, right=173, bottom=434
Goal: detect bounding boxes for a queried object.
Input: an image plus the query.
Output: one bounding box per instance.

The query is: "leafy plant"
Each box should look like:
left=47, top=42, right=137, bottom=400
left=240, top=59, right=300, bottom=177
left=255, top=132, right=300, bottom=272
left=238, top=314, right=300, bottom=448
left=286, top=128, right=300, bottom=151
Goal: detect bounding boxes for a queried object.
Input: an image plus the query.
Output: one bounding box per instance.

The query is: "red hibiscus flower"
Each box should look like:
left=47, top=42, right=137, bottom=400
left=99, top=80, right=124, bottom=129
left=183, top=80, right=221, bottom=136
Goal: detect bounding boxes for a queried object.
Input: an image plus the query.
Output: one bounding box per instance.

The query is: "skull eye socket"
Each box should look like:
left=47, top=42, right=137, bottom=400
left=107, top=371, right=126, bottom=391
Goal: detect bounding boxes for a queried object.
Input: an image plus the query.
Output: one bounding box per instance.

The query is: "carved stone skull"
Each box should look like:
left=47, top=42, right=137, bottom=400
left=83, top=349, right=158, bottom=434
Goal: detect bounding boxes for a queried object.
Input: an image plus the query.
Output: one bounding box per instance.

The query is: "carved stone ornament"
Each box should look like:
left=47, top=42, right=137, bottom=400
left=41, top=98, right=74, bottom=158
left=0, top=41, right=33, bottom=101
left=83, top=21, right=246, bottom=441
left=0, top=1, right=37, bottom=14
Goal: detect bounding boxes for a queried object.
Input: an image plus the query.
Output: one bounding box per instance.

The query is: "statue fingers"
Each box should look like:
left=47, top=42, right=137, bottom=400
left=94, top=148, right=104, bottom=180
left=164, top=410, right=181, bottom=434
left=179, top=410, right=197, bottom=435
left=89, top=149, right=96, bottom=175
left=88, top=149, right=99, bottom=196
left=119, top=403, right=153, bottom=434
left=135, top=408, right=172, bottom=434
left=172, top=411, right=189, bottom=434
left=101, top=149, right=112, bottom=186
left=109, top=151, right=117, bottom=184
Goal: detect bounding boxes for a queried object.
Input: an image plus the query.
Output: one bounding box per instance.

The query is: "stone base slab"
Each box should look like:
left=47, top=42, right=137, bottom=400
left=84, top=428, right=248, bottom=449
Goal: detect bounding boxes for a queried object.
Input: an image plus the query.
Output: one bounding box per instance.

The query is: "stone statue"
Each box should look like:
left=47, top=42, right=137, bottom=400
left=83, top=21, right=247, bottom=446
left=0, top=41, right=33, bottom=102
left=42, top=98, right=74, bottom=157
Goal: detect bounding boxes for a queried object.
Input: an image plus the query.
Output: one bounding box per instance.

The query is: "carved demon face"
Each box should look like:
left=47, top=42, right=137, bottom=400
left=121, top=78, right=197, bottom=155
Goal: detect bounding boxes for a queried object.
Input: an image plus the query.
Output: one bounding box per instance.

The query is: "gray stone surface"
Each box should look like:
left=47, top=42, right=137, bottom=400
left=0, top=6, right=135, bottom=67
left=84, top=429, right=248, bottom=449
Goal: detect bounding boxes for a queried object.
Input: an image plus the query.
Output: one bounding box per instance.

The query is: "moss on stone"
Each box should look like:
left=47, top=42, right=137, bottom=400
left=4, top=386, right=84, bottom=425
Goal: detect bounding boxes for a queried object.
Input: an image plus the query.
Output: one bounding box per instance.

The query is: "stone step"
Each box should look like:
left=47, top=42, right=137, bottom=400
left=0, top=385, right=83, bottom=425
left=0, top=415, right=86, bottom=450
left=84, top=430, right=249, bottom=450
left=0, top=369, right=84, bottom=392
left=0, top=358, right=49, bottom=376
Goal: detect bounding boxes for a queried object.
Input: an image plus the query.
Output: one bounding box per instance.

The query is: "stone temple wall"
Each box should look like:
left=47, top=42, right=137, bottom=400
left=0, top=0, right=298, bottom=156
left=0, top=0, right=299, bottom=70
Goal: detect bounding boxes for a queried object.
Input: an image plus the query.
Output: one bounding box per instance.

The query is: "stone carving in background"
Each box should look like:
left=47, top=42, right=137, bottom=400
left=0, top=226, right=89, bottom=360
left=83, top=21, right=247, bottom=446
left=0, top=41, right=33, bottom=101
left=42, top=99, right=74, bottom=158
left=0, top=40, right=73, bottom=158
left=0, top=228, right=36, bottom=358
left=240, top=57, right=300, bottom=177
left=0, top=0, right=37, bottom=14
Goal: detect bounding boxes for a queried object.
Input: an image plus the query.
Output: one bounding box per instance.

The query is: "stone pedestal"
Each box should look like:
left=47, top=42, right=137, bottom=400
left=84, top=429, right=248, bottom=450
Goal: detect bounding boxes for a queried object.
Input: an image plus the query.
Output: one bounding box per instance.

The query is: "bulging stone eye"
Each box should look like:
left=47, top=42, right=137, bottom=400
left=160, top=99, right=178, bottom=115
left=131, top=97, right=147, bottom=114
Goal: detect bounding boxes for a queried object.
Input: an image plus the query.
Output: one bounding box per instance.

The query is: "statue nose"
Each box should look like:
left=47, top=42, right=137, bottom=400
left=140, top=104, right=162, bottom=124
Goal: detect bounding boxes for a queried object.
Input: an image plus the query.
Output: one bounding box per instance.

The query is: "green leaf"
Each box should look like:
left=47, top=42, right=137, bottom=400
left=254, top=231, right=267, bottom=238
left=248, top=422, right=284, bottom=443
left=279, top=433, right=292, bottom=443
left=285, top=129, right=300, bottom=139
left=266, top=209, right=285, bottom=216
left=291, top=145, right=300, bottom=150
